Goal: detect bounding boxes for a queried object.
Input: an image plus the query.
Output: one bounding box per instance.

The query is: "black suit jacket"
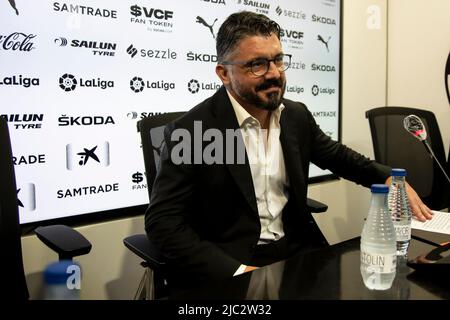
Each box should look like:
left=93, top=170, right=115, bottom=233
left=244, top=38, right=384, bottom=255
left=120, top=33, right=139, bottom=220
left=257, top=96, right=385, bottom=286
left=145, top=86, right=390, bottom=286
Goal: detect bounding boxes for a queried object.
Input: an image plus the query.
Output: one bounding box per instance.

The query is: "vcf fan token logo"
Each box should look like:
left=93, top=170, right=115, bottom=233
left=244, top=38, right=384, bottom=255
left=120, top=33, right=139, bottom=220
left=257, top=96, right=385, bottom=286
left=7, top=0, right=19, bottom=15
left=130, top=76, right=144, bottom=92
left=59, top=73, right=77, bottom=91
left=188, top=79, right=200, bottom=94
left=17, top=183, right=36, bottom=211
left=66, top=142, right=110, bottom=170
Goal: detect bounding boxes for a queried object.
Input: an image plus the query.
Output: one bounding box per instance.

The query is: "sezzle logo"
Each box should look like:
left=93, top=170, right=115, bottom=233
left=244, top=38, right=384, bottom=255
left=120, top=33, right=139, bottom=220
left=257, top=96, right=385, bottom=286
left=238, top=0, right=270, bottom=14
left=311, top=63, right=336, bottom=72
left=54, top=37, right=116, bottom=57
left=201, top=0, right=226, bottom=4
left=58, top=115, right=115, bottom=126
left=59, top=73, right=114, bottom=91
left=289, top=60, right=306, bottom=70
left=0, top=75, right=39, bottom=87
left=311, top=85, right=336, bottom=96
left=127, top=44, right=177, bottom=59
left=130, top=77, right=175, bottom=93
left=127, top=111, right=163, bottom=120
left=187, top=51, right=218, bottom=63
left=66, top=142, right=110, bottom=170
left=196, top=16, right=218, bottom=39
left=131, top=171, right=147, bottom=190
left=188, top=79, right=221, bottom=94
left=286, top=86, right=304, bottom=94
left=0, top=32, right=36, bottom=51
left=275, top=6, right=306, bottom=19
left=312, top=14, right=337, bottom=25
left=53, top=2, right=117, bottom=19
left=57, top=183, right=119, bottom=199
left=0, top=113, right=43, bottom=129
left=17, top=183, right=36, bottom=211
left=13, top=154, right=46, bottom=166
left=130, top=5, right=174, bottom=33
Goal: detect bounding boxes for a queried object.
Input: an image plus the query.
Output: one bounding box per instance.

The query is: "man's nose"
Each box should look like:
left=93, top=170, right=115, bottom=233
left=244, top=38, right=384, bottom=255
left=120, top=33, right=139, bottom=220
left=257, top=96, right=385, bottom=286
left=265, top=61, right=281, bottom=79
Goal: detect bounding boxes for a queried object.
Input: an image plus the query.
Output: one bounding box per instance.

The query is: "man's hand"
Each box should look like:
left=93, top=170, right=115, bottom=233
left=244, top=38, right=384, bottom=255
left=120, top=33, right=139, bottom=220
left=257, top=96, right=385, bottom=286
left=385, top=177, right=433, bottom=222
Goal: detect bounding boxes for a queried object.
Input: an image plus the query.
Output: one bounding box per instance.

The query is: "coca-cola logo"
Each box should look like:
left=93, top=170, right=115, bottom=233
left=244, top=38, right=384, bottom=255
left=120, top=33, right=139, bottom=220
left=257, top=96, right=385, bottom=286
left=0, top=32, right=36, bottom=51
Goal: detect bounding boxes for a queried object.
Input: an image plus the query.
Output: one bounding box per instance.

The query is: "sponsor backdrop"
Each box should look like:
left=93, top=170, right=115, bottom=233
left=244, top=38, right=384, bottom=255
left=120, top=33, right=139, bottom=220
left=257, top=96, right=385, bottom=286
left=0, top=0, right=341, bottom=224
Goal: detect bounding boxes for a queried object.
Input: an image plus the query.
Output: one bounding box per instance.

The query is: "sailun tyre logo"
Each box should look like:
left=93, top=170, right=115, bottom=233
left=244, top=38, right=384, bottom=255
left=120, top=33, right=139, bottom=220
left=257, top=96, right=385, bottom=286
left=130, top=76, right=145, bottom=92
left=188, top=79, right=200, bottom=93
left=59, top=73, right=77, bottom=91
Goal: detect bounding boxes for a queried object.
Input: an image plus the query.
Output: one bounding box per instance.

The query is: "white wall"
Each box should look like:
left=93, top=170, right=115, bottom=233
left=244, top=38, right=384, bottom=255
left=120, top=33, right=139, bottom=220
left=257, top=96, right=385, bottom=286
left=23, top=0, right=449, bottom=300
left=386, top=0, right=450, bottom=156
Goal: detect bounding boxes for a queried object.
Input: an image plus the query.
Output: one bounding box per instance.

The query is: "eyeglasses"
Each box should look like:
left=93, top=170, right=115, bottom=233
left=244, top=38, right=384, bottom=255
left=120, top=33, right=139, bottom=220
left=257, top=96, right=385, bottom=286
left=220, top=54, right=292, bottom=76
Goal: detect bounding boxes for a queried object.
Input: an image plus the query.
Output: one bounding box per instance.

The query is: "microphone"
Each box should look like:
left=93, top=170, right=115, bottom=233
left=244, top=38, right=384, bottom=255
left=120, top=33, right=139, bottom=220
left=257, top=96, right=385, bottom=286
left=403, top=114, right=450, bottom=184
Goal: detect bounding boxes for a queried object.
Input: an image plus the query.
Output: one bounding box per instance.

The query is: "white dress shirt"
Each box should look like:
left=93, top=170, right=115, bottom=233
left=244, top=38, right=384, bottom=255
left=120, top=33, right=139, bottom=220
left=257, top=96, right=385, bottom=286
left=226, top=90, right=289, bottom=243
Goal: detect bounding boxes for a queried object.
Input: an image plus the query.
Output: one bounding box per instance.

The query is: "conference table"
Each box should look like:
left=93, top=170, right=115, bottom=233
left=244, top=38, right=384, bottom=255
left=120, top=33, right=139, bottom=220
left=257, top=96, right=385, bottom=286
left=247, top=236, right=449, bottom=300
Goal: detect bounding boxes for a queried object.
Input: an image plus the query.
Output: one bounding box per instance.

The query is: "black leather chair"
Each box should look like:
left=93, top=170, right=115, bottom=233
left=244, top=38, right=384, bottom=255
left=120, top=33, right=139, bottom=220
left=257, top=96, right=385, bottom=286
left=124, top=112, right=328, bottom=299
left=366, top=107, right=449, bottom=210
left=0, top=118, right=92, bottom=300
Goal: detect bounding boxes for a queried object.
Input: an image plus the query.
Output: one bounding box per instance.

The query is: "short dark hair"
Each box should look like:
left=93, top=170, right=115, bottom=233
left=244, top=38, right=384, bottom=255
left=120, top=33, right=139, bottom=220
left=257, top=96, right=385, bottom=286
left=216, top=11, right=281, bottom=62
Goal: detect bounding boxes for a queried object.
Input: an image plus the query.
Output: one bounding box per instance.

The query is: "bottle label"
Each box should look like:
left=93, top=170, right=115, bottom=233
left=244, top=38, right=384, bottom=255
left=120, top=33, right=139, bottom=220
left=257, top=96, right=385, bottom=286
left=360, top=250, right=397, bottom=273
left=394, top=225, right=411, bottom=241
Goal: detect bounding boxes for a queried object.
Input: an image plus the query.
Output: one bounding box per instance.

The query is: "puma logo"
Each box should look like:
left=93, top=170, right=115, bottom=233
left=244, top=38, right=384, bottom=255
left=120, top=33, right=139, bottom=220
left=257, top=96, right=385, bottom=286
left=317, top=35, right=331, bottom=52
left=196, top=16, right=218, bottom=39
left=7, top=0, right=19, bottom=15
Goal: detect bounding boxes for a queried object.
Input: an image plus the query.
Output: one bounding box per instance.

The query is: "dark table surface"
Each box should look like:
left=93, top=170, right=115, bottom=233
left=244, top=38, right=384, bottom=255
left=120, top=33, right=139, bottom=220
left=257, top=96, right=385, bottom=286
left=246, top=236, right=450, bottom=300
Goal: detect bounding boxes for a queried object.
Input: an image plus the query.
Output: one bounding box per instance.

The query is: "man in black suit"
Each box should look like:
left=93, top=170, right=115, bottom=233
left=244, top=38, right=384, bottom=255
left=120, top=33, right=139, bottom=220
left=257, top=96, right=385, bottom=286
left=145, top=11, right=433, bottom=299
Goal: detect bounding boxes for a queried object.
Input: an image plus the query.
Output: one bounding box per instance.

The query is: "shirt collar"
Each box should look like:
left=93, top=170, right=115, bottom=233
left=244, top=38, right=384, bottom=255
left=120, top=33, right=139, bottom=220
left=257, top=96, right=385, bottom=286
left=226, top=89, right=284, bottom=128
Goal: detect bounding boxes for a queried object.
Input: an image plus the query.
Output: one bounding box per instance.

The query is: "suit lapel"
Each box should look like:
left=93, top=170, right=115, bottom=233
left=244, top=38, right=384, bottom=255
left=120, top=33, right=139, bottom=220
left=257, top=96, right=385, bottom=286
left=210, top=87, right=258, bottom=214
left=279, top=107, right=307, bottom=202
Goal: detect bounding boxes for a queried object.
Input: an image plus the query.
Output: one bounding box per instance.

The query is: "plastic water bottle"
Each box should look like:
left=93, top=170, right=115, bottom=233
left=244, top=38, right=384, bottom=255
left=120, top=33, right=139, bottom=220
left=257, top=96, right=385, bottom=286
left=43, top=260, right=81, bottom=300
left=388, top=168, right=412, bottom=256
left=360, top=184, right=397, bottom=290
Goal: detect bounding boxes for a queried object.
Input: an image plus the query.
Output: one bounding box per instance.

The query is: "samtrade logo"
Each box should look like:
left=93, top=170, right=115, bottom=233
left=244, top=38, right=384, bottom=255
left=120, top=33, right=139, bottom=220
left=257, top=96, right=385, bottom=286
left=130, top=76, right=144, bottom=92
left=53, top=2, right=117, bottom=19
left=7, top=0, right=19, bottom=15
left=13, top=154, right=46, bottom=166
left=59, top=73, right=77, bottom=91
left=317, top=35, right=331, bottom=52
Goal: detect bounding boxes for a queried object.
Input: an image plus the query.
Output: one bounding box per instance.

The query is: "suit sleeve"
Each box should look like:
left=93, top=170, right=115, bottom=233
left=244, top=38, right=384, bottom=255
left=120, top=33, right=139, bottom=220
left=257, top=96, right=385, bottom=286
left=144, top=123, right=241, bottom=280
left=306, top=108, right=391, bottom=187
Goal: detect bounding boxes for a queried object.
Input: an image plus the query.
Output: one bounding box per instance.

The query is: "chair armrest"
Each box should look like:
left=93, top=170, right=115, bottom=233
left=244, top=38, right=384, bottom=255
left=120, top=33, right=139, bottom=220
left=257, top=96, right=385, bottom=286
left=35, top=225, right=92, bottom=260
left=307, top=198, right=328, bottom=213
left=123, top=234, right=166, bottom=270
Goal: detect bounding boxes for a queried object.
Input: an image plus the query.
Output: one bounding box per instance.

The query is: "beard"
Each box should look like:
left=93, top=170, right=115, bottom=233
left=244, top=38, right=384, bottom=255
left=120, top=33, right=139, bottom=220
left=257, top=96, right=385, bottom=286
left=231, top=77, right=286, bottom=111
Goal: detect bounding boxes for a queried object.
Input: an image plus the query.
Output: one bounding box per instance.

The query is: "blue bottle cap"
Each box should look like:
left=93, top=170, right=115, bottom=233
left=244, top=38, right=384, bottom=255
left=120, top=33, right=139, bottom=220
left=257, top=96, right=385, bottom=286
left=44, top=260, right=79, bottom=285
left=371, top=184, right=389, bottom=193
left=391, top=168, right=407, bottom=176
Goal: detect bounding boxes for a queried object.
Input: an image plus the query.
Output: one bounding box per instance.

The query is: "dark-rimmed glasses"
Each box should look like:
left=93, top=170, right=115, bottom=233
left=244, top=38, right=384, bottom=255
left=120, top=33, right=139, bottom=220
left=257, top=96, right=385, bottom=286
left=220, top=54, right=292, bottom=76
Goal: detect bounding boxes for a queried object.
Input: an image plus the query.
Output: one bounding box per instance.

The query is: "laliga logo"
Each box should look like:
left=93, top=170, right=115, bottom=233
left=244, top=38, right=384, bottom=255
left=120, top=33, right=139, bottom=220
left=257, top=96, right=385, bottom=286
left=59, top=73, right=77, bottom=91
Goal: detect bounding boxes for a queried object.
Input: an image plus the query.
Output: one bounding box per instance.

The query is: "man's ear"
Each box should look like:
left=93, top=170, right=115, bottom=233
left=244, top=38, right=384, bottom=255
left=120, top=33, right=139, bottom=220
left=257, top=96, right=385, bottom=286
left=215, top=64, right=230, bottom=86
